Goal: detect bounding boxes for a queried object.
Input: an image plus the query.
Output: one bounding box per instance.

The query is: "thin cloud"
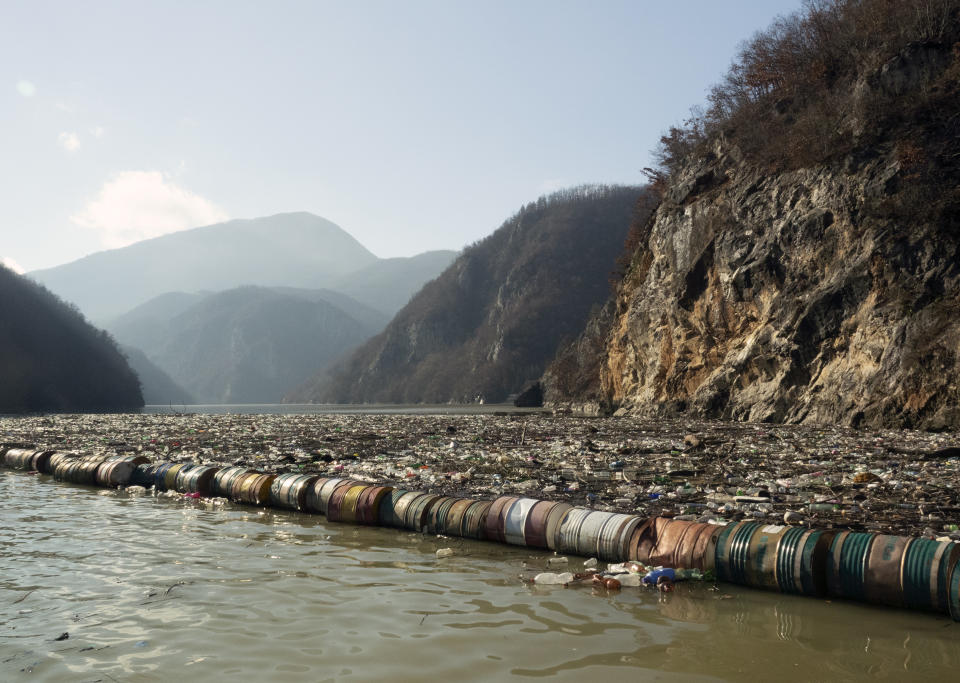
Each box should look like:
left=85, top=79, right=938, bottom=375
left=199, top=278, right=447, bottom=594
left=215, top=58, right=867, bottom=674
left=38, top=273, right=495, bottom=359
left=16, top=80, right=36, bottom=97
left=90, top=126, right=105, bottom=138
left=71, top=171, right=229, bottom=249
left=1, top=256, right=25, bottom=274
left=59, top=132, right=81, bottom=152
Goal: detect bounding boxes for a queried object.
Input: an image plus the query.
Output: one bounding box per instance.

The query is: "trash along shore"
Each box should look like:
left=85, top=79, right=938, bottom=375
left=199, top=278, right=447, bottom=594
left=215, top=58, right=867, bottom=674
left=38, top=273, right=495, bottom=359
left=2, top=411, right=960, bottom=618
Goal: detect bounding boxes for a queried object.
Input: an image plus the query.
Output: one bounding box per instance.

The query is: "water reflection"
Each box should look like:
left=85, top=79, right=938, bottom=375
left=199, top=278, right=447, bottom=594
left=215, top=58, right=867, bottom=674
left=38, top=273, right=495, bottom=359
left=2, top=471, right=960, bottom=682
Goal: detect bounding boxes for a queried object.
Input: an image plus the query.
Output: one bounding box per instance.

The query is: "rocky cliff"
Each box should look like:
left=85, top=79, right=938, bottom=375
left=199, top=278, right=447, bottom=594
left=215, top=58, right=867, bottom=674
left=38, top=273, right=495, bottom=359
left=548, top=20, right=960, bottom=430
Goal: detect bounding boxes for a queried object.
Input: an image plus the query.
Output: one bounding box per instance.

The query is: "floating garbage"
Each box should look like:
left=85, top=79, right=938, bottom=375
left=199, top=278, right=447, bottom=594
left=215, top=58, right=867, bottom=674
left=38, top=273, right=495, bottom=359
left=1, top=414, right=959, bottom=621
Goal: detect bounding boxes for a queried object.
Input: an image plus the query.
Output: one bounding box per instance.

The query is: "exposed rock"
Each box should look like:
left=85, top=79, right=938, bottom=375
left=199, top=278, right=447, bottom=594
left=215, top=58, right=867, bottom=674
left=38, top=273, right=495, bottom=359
left=514, top=382, right=544, bottom=408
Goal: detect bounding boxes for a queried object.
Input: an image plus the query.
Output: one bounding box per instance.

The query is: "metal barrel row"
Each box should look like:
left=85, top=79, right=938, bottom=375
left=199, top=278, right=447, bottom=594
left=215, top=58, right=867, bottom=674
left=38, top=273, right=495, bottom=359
left=3, top=446, right=960, bottom=619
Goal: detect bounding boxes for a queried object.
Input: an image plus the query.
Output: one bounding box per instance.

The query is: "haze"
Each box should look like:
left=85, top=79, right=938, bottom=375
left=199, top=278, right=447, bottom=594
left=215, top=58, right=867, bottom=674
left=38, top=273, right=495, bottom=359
left=3, top=0, right=799, bottom=272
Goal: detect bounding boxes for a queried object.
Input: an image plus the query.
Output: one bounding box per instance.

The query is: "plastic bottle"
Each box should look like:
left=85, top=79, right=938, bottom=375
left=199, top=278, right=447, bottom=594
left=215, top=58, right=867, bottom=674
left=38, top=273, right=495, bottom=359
left=642, top=567, right=676, bottom=585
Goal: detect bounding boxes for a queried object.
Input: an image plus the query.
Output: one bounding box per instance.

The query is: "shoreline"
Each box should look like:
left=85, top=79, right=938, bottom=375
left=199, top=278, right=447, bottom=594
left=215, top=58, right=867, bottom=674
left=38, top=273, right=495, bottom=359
left=2, top=412, right=958, bottom=538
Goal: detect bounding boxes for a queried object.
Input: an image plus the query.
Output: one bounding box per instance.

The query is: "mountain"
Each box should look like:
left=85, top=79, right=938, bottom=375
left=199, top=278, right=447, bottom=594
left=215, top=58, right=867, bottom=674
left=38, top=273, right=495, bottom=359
left=109, top=286, right=386, bottom=403
left=0, top=264, right=143, bottom=412
left=120, top=346, right=195, bottom=406
left=546, top=0, right=960, bottom=430
left=293, top=185, right=650, bottom=404
left=29, top=212, right=378, bottom=322
left=330, top=250, right=457, bottom=315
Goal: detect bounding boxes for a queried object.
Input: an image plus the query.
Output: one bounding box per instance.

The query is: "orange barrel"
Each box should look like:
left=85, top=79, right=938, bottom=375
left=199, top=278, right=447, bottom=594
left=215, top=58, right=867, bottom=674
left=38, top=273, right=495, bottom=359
left=391, top=492, right=428, bottom=528
left=234, top=473, right=276, bottom=505
left=426, top=497, right=459, bottom=535
left=3, top=448, right=35, bottom=469
left=484, top=496, right=520, bottom=543
left=378, top=488, right=412, bottom=527
left=212, top=466, right=256, bottom=497
left=442, top=498, right=475, bottom=537
left=328, top=484, right=367, bottom=523
left=461, top=500, right=493, bottom=539
left=270, top=473, right=321, bottom=511
left=556, top=508, right=593, bottom=556
left=177, top=464, right=221, bottom=495
left=503, top=498, right=540, bottom=546
left=630, top=517, right=723, bottom=573
left=404, top=493, right=443, bottom=533
left=96, top=455, right=151, bottom=487
left=356, top=486, right=393, bottom=525
left=597, top=514, right=644, bottom=562
left=902, top=539, right=960, bottom=613
left=163, top=464, right=188, bottom=491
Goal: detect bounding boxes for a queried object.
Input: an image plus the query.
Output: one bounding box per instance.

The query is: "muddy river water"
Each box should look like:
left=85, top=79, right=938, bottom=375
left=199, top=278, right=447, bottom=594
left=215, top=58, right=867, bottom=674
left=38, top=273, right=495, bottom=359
left=2, top=471, right=959, bottom=682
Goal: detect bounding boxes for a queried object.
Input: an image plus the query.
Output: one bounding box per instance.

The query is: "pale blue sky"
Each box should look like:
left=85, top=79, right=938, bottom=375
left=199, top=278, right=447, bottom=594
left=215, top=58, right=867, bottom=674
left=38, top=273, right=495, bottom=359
left=2, top=0, right=801, bottom=272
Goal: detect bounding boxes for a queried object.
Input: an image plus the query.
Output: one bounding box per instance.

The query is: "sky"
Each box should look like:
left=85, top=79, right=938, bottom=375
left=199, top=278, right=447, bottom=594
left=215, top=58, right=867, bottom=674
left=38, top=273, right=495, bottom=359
left=2, top=0, right=802, bottom=273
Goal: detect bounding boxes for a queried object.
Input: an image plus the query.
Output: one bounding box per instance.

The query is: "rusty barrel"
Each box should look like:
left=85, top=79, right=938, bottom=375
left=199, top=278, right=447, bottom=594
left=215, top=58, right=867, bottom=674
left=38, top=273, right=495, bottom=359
left=163, top=464, right=189, bottom=491
left=403, top=494, right=443, bottom=533
left=390, top=492, right=428, bottom=528
left=597, top=513, right=643, bottom=562
left=631, top=517, right=724, bottom=574
left=828, top=533, right=949, bottom=608
left=3, top=448, right=36, bottom=470
left=442, top=498, right=475, bottom=537
left=461, top=500, right=493, bottom=539
left=212, top=466, right=256, bottom=497
left=356, top=486, right=392, bottom=525
left=555, top=508, right=593, bottom=556
left=304, top=478, right=357, bottom=516
left=523, top=501, right=569, bottom=549
left=55, top=455, right=110, bottom=485
left=30, top=450, right=55, bottom=473
left=484, top=496, right=521, bottom=543
left=176, top=464, right=221, bottom=495
left=233, top=473, right=276, bottom=505
left=152, top=463, right=175, bottom=490
left=42, top=451, right=74, bottom=475
left=713, top=521, right=834, bottom=595
left=270, top=473, right=320, bottom=511
left=902, top=539, right=960, bottom=614
left=426, top=496, right=460, bottom=535
left=378, top=489, right=412, bottom=527
left=503, top=498, right=540, bottom=546
left=328, top=484, right=367, bottom=523
left=96, top=455, right=151, bottom=487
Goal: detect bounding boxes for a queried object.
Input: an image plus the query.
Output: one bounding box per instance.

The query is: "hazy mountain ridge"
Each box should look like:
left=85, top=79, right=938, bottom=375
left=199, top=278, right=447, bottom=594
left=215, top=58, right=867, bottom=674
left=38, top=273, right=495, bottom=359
left=110, top=286, right=385, bottom=403
left=294, top=185, right=650, bottom=404
left=0, top=264, right=143, bottom=412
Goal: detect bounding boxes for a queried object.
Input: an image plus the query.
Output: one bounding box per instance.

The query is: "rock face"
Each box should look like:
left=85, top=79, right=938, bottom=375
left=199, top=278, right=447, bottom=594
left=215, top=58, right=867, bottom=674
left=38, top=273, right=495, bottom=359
left=577, top=143, right=959, bottom=429
left=300, top=186, right=647, bottom=404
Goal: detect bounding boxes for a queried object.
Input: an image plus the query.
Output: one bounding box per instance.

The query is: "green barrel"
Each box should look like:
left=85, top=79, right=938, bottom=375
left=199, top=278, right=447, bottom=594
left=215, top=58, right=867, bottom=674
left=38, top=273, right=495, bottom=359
left=715, top=521, right=763, bottom=586
left=827, top=531, right=876, bottom=601
left=461, top=500, right=492, bottom=539
left=378, top=488, right=411, bottom=527
left=902, top=539, right=960, bottom=613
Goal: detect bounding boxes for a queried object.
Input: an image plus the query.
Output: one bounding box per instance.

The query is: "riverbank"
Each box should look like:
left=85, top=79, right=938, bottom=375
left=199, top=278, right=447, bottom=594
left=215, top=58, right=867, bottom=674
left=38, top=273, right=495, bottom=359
left=2, top=412, right=958, bottom=538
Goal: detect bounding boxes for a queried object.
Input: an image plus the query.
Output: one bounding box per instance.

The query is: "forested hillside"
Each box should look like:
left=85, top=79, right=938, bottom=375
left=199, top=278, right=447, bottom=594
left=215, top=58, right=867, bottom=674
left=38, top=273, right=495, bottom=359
left=0, top=264, right=143, bottom=412
left=296, top=185, right=652, bottom=404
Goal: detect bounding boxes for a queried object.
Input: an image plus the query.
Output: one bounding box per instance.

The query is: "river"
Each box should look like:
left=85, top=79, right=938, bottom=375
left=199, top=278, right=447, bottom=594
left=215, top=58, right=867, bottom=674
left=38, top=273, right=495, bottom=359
left=2, top=471, right=959, bottom=681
